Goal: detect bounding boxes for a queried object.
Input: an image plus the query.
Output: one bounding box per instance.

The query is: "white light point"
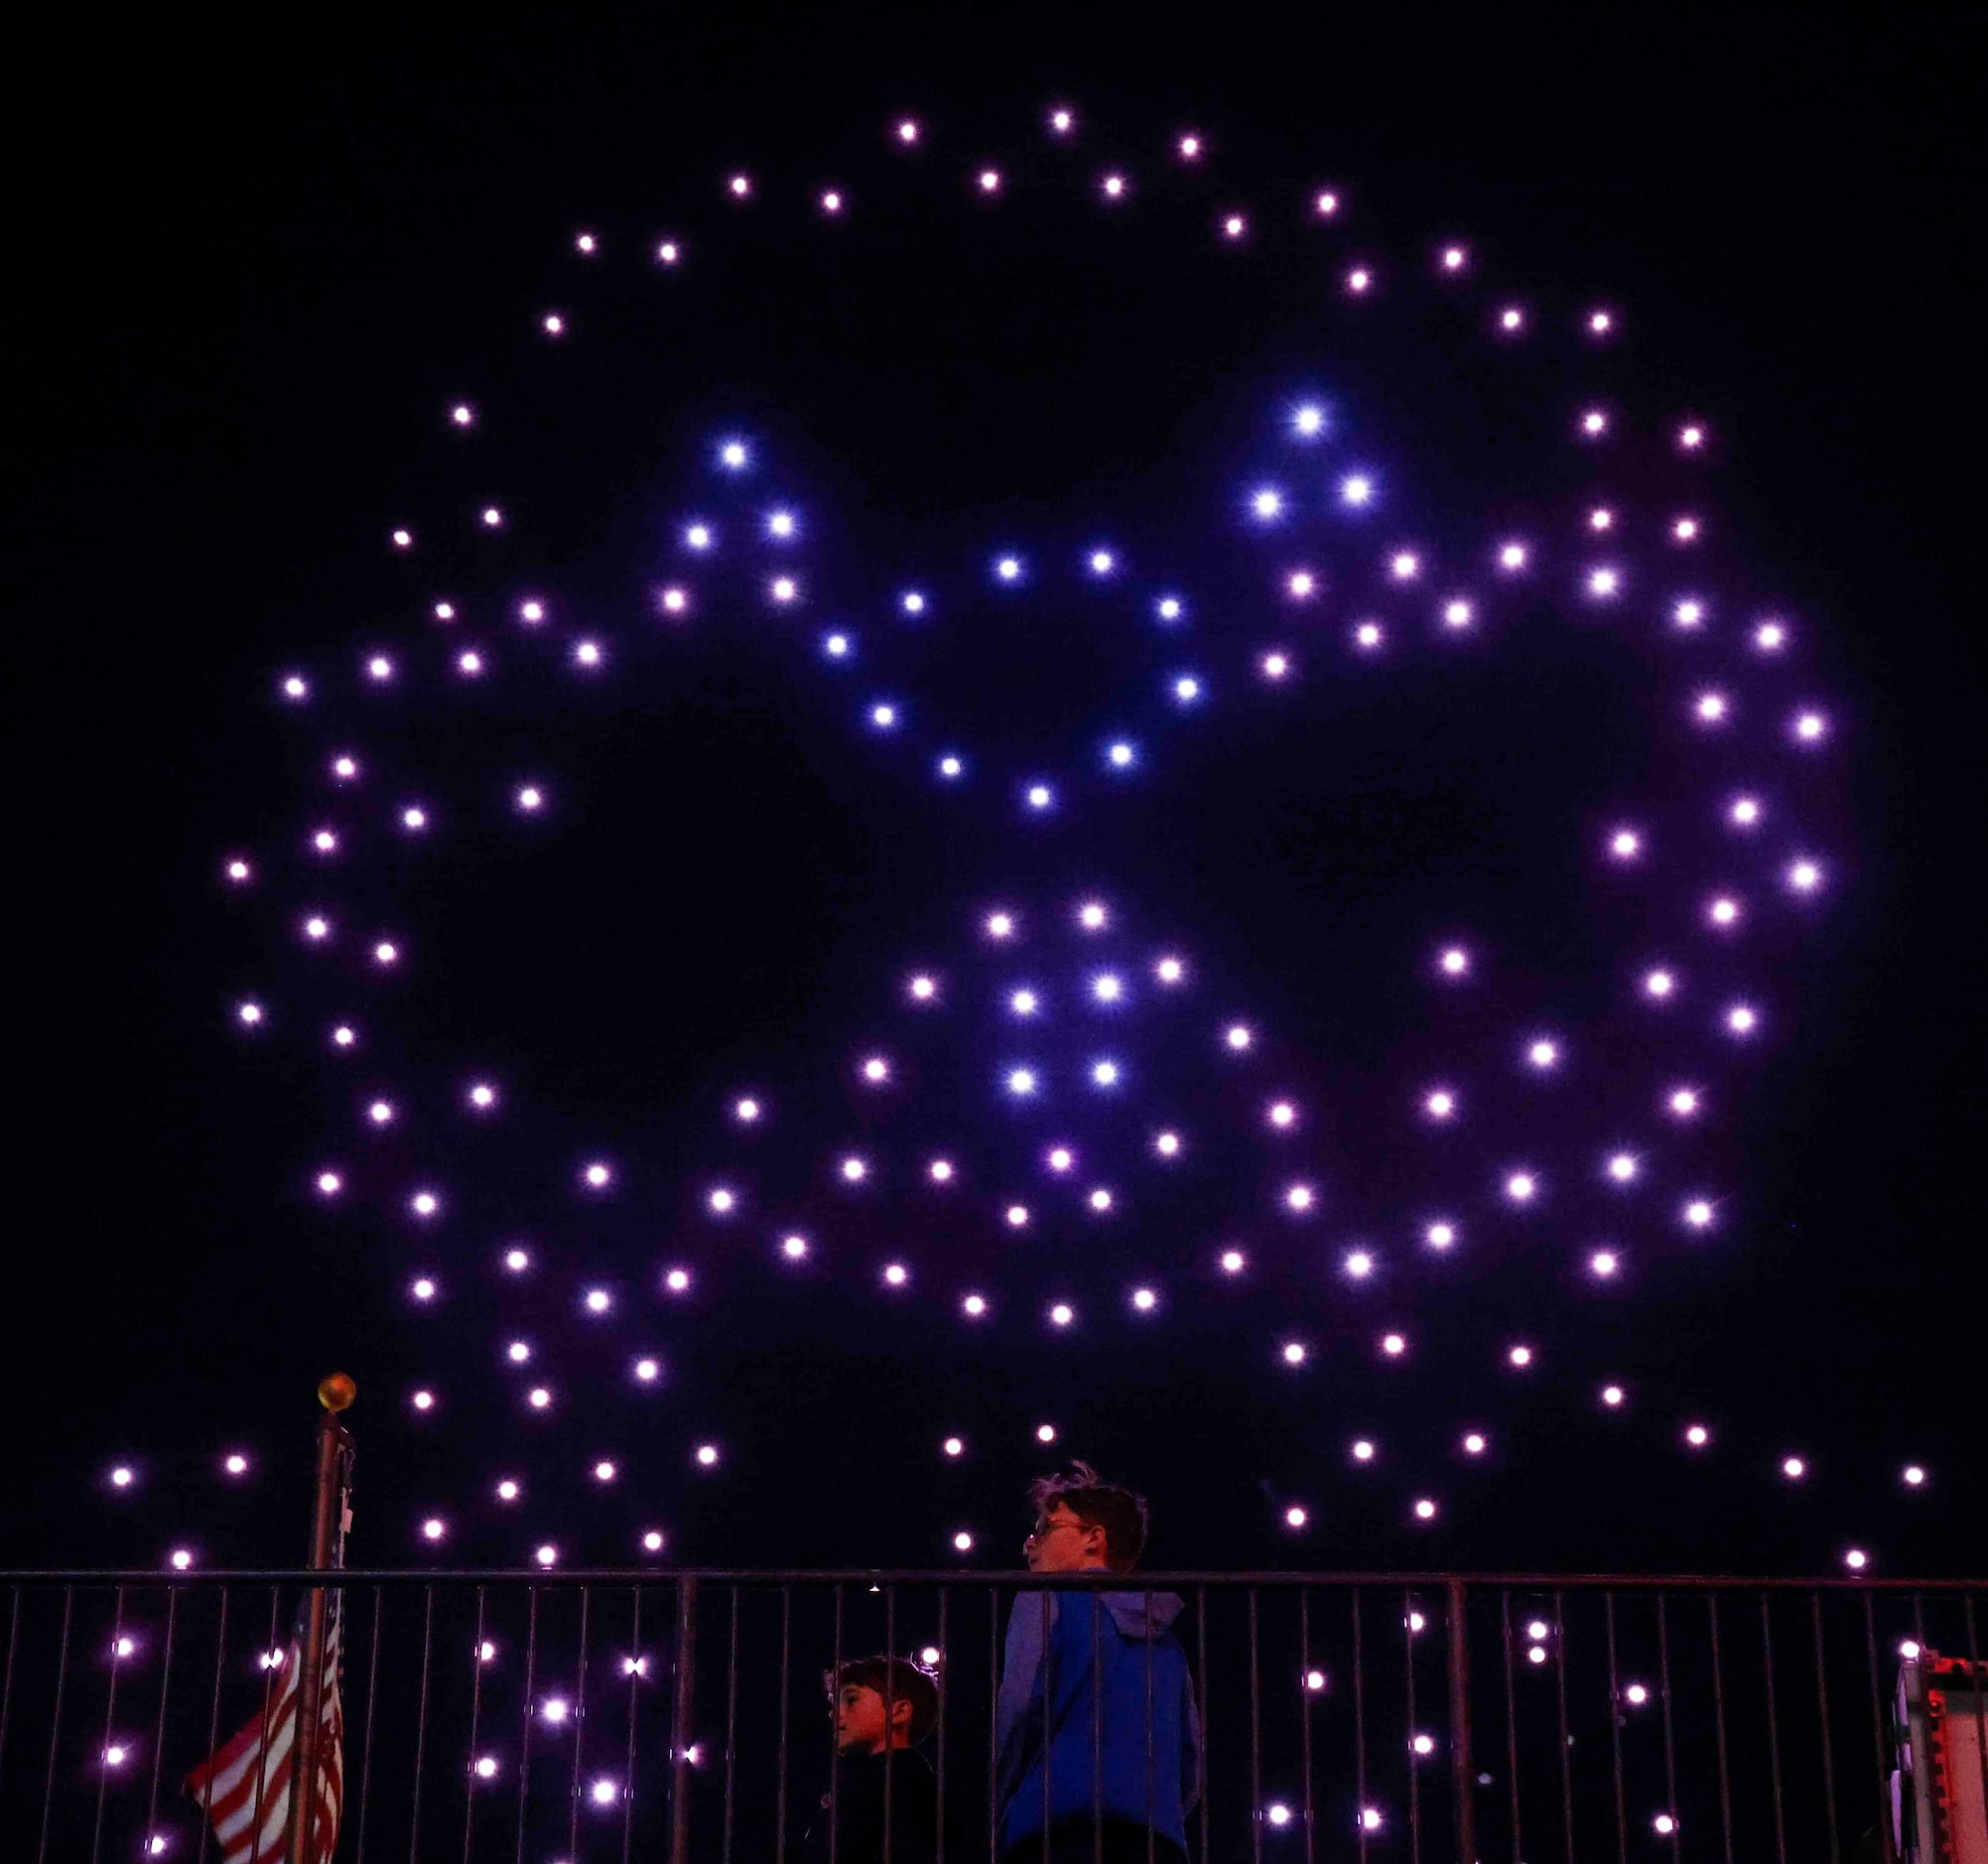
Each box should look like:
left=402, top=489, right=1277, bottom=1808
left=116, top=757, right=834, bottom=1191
left=365, top=654, right=394, bottom=684
left=633, top=1356, right=660, bottom=1382
left=1608, top=828, right=1642, bottom=862
left=1154, top=595, right=1186, bottom=623
left=541, top=314, right=564, bottom=336
left=503, top=1247, right=530, bottom=1274
left=1498, top=305, right=1525, bottom=333
left=1345, top=266, right=1373, bottom=295
left=1090, top=1060, right=1121, bottom=1089
left=1283, top=1183, right=1316, bottom=1215
left=1361, top=1809, right=1387, bottom=1833
left=1088, top=1188, right=1114, bottom=1214
left=1314, top=189, right=1341, bottom=216
left=1672, top=599, right=1706, bottom=632
left=390, top=528, right=413, bottom=551
left=1438, top=946, right=1470, bottom=979
left=1100, top=172, right=1127, bottom=200
left=1340, top=473, right=1375, bottom=507
left=1292, top=403, right=1326, bottom=439
left=953, top=1531, right=975, bottom=1552
left=1046, top=1146, right=1075, bottom=1174
left=314, top=1170, right=343, bottom=1198
left=819, top=191, right=844, bottom=215
left=1683, top=1422, right=1711, bottom=1449
left=664, top=1267, right=692, bottom=1293
left=1587, top=567, right=1622, bottom=600
left=1440, top=244, right=1468, bottom=273
left=1413, top=1498, right=1438, bottom=1521
left=1048, top=1300, right=1075, bottom=1327
left=1224, top=1022, right=1254, bottom=1052
left=977, top=169, right=1002, bottom=195
left=1589, top=1250, right=1621, bottom=1279
left=1283, top=1506, right=1308, bottom=1531
left=1423, top=1088, right=1457, bottom=1122
left=1424, top=1221, right=1457, bottom=1251
left=1505, top=1171, right=1537, bottom=1204
left=883, top=1263, right=910, bottom=1288
left=1589, top=508, right=1615, bottom=535
left=1219, top=1249, right=1247, bottom=1275
left=408, top=1189, right=440, bottom=1219
left=235, top=1000, right=265, bottom=1028
left=1005, top=1203, right=1030, bottom=1229
left=928, top=1157, right=955, bottom=1184
left=1643, top=969, right=1676, bottom=1000
left=280, top=673, right=310, bottom=703
left=656, top=239, right=681, bottom=266
left=1441, top=598, right=1474, bottom=630
left=1753, top=618, right=1790, bottom=654
left=961, top=1292, right=988, bottom=1318
left=1681, top=1198, right=1715, bottom=1232
left=411, top=1276, right=437, bottom=1303
left=1005, top=1067, right=1037, bottom=1097
left=1606, top=1151, right=1639, bottom=1184
left=1154, top=955, right=1186, bottom=986
left=1462, top=1433, right=1487, bottom=1457
left=894, top=117, right=920, bottom=145
left=1725, top=1002, right=1760, bottom=1037
left=1266, top=1100, right=1297, bottom=1131
left=1389, top=550, right=1420, bottom=582
left=1351, top=1438, right=1377, bottom=1463
left=1380, top=1332, right=1407, bottom=1358
left=1151, top=1131, right=1183, bottom=1161
left=1508, top=1345, right=1534, bottom=1370
left=839, top=1155, right=868, bottom=1185
left=1344, top=1249, right=1375, bottom=1280
left=1130, top=1286, right=1158, bottom=1313
left=1025, top=783, right=1055, bottom=812
left=1281, top=1341, right=1308, bottom=1367
left=1525, top=1038, right=1559, bottom=1071
left=1579, top=408, right=1609, bottom=438
left=1048, top=107, right=1075, bottom=136
left=515, top=784, right=544, bottom=813
left=1694, top=690, right=1730, bottom=726
left=1285, top=569, right=1315, bottom=599
left=1349, top=620, right=1383, bottom=654
left=995, top=555, right=1023, bottom=583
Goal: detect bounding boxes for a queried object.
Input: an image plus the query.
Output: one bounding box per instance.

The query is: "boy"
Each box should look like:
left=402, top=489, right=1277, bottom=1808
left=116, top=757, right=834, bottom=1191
left=801, top=1655, right=943, bottom=1864
left=994, top=1463, right=1202, bottom=1864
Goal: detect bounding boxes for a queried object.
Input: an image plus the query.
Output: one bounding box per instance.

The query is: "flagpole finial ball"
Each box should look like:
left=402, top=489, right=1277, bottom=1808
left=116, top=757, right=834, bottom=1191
left=318, top=1373, right=357, bottom=1412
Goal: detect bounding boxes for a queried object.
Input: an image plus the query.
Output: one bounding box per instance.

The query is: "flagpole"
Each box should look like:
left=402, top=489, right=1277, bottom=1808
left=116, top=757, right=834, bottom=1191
left=285, top=1374, right=355, bottom=1864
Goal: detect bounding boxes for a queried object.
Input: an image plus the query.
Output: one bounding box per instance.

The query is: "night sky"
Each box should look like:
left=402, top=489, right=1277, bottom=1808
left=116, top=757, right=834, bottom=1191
left=6, top=11, right=1981, bottom=1581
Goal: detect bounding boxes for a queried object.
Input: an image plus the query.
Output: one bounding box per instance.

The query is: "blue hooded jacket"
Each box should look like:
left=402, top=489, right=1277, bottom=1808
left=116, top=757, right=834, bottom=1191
left=994, top=1589, right=1202, bottom=1851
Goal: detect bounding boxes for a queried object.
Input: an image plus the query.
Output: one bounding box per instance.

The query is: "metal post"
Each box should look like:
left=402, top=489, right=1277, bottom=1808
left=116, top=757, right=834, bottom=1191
left=284, top=1374, right=355, bottom=1864
left=669, top=1575, right=700, bottom=1864
left=1446, top=1580, right=1477, bottom=1864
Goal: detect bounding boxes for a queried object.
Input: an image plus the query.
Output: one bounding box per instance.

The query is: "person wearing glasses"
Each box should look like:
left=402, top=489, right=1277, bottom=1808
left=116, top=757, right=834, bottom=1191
left=994, top=1462, right=1201, bottom=1864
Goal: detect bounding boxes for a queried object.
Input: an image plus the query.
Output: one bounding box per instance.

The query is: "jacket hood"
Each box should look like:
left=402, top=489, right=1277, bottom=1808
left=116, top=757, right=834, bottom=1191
left=1100, top=1589, right=1186, bottom=1639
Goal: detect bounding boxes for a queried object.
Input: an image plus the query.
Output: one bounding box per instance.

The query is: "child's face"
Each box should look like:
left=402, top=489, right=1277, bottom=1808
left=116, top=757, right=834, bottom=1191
left=835, top=1681, right=893, bottom=1753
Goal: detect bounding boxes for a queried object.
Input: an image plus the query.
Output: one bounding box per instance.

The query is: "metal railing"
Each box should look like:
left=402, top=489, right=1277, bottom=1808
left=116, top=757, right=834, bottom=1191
left=2, top=1568, right=1983, bottom=1863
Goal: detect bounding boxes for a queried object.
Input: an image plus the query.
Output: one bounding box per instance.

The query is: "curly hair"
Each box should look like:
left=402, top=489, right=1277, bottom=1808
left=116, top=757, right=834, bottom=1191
left=1028, top=1460, right=1150, bottom=1571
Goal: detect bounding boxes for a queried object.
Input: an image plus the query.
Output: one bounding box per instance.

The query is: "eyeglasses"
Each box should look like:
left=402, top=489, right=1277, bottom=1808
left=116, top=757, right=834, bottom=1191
left=1023, top=1518, right=1086, bottom=1544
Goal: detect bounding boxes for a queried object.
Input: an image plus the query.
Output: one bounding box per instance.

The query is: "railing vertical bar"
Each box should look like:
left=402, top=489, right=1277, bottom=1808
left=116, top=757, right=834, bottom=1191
left=570, top=1587, right=594, bottom=1864
left=1404, top=1589, right=1422, bottom=1864
left=1962, top=1596, right=1988, bottom=1860
left=1861, top=1592, right=1896, bottom=1864
left=36, top=1585, right=74, bottom=1864
left=512, top=1585, right=540, bottom=1864
left=832, top=1582, right=845, bottom=1864
left=1040, top=1585, right=1052, bottom=1864
left=623, top=1587, right=645, bottom=1864
left=723, top=1586, right=738, bottom=1864
left=989, top=1588, right=999, bottom=1864
left=1250, top=1589, right=1264, bottom=1864
left=1095, top=1583, right=1107, bottom=1864
left=1144, top=1588, right=1155, bottom=1864
left=407, top=1585, right=435, bottom=1864
left=141, top=1586, right=180, bottom=1864
left=0, top=1583, right=19, bottom=1789
left=460, top=1586, right=487, bottom=1864
left=1300, top=1591, right=1316, bottom=1864
left=1810, top=1590, right=1840, bottom=1864
left=194, top=1587, right=231, bottom=1864
left=1197, top=1586, right=1210, bottom=1864
left=1656, top=1593, right=1678, bottom=1854
left=1605, top=1592, right=1628, bottom=1864
left=776, top=1586, right=792, bottom=1864
left=1552, top=1590, right=1573, bottom=1864
left=88, top=1585, right=128, bottom=1864
left=936, top=1586, right=950, bottom=1864
left=247, top=1586, right=282, bottom=1864
left=1760, top=1595, right=1788, bottom=1864
left=1500, top=1591, right=1522, bottom=1864
left=888, top=1583, right=902, bottom=1864
left=353, top=1585, right=383, bottom=1864
left=1447, top=1579, right=1477, bottom=1864
left=1707, top=1596, right=1734, bottom=1864
left=1353, top=1587, right=1370, bottom=1864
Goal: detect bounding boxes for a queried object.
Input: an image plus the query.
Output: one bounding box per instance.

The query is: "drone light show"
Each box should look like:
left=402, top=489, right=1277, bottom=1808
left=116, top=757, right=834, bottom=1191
left=15, top=52, right=1969, bottom=1615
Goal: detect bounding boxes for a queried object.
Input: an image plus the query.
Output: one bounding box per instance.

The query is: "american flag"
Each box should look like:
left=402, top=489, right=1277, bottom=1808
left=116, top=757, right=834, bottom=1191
left=187, top=1596, right=345, bottom=1864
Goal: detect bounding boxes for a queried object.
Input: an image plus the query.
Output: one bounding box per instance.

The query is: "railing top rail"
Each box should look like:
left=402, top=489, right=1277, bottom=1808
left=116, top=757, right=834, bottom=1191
left=0, top=1566, right=1981, bottom=1590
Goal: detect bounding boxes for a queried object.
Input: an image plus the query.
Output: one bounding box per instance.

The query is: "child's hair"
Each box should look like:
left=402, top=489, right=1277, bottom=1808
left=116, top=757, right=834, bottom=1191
left=1028, top=1460, right=1151, bottom=1571
left=826, top=1655, right=941, bottom=1743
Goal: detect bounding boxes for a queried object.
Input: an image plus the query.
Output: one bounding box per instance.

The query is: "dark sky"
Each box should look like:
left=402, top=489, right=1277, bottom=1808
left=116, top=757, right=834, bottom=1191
left=4, top=9, right=1981, bottom=1580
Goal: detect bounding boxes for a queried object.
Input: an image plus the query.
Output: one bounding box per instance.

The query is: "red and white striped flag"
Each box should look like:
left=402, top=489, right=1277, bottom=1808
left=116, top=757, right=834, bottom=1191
left=187, top=1598, right=344, bottom=1864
